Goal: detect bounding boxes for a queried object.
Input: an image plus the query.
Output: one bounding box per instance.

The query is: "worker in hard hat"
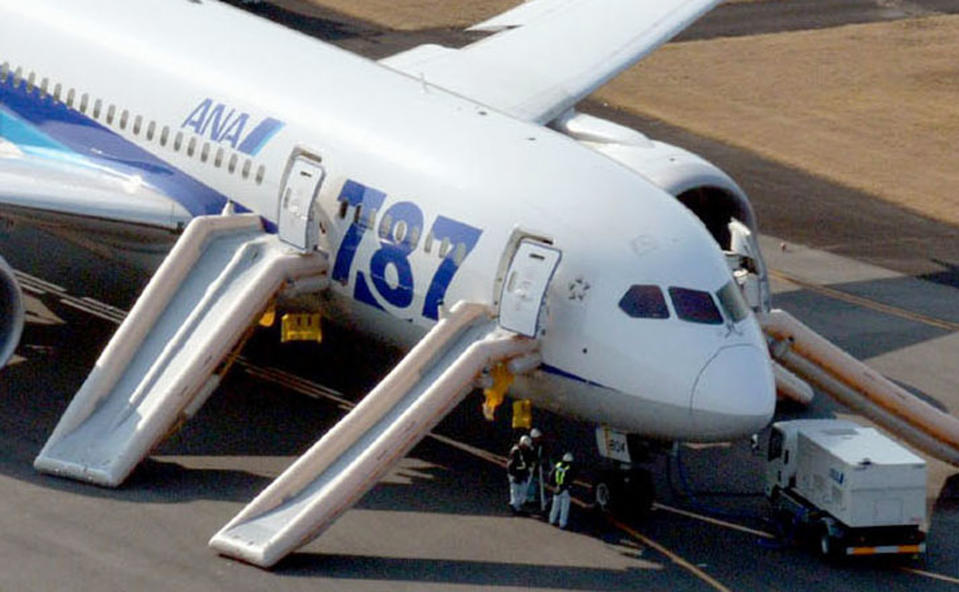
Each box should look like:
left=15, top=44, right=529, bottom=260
left=549, top=452, right=577, bottom=529
left=507, top=435, right=533, bottom=514
left=527, top=427, right=550, bottom=510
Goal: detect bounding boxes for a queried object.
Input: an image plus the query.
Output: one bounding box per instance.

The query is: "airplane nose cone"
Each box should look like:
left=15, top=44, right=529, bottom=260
left=691, top=344, right=775, bottom=440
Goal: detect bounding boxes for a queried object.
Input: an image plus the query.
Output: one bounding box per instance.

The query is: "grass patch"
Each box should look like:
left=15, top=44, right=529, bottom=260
left=596, top=16, right=959, bottom=225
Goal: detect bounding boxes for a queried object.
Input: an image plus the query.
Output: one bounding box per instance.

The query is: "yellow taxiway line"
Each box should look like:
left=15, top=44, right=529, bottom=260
left=769, top=268, right=959, bottom=333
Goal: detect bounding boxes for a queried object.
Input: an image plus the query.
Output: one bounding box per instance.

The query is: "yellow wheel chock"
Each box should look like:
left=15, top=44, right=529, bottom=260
left=512, top=399, right=532, bottom=429
left=281, top=313, right=323, bottom=343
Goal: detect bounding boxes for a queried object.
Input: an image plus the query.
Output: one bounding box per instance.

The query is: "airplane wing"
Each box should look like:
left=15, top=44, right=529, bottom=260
left=380, top=0, right=721, bottom=124
left=0, top=143, right=192, bottom=233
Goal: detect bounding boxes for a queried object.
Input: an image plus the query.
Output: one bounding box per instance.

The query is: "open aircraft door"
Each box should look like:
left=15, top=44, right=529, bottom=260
left=278, top=152, right=326, bottom=252
left=498, top=239, right=561, bottom=338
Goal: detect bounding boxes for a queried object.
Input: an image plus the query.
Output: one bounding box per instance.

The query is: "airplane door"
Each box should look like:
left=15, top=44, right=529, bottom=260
left=278, top=154, right=326, bottom=251
left=499, top=240, right=561, bottom=338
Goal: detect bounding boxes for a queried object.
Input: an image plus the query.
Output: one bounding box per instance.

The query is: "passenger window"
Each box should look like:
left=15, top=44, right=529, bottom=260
left=618, top=285, right=669, bottom=319
left=716, top=281, right=750, bottom=323
left=393, top=220, right=407, bottom=243
left=668, top=287, right=723, bottom=325
left=379, top=214, right=393, bottom=238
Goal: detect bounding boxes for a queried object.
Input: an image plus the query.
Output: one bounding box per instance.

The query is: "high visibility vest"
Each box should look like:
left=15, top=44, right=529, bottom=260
left=554, top=462, right=569, bottom=486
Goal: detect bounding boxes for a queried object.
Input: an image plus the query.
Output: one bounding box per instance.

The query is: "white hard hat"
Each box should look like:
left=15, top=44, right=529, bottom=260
left=530, top=428, right=542, bottom=438
left=562, top=452, right=574, bottom=462
left=520, top=435, right=532, bottom=447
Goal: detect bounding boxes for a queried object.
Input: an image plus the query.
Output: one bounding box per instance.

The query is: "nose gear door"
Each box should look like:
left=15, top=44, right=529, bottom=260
left=498, top=239, right=561, bottom=337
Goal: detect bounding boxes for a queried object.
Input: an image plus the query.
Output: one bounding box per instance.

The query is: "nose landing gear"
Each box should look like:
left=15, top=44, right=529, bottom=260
left=593, top=467, right=655, bottom=520
left=593, top=426, right=658, bottom=520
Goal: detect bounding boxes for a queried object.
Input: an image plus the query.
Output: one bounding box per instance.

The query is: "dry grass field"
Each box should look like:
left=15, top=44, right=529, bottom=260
left=300, top=0, right=773, bottom=29
left=300, top=0, right=516, bottom=30
left=597, top=15, right=959, bottom=226
left=301, top=0, right=959, bottom=226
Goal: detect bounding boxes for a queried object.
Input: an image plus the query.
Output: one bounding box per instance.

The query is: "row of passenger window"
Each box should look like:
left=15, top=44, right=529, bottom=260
left=334, top=202, right=470, bottom=266
left=618, top=281, right=750, bottom=325
left=0, top=62, right=267, bottom=185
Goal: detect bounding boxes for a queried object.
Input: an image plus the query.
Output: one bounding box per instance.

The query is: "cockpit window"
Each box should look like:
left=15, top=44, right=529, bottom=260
left=618, top=285, right=670, bottom=319
left=668, top=287, right=723, bottom=325
left=716, top=280, right=750, bottom=323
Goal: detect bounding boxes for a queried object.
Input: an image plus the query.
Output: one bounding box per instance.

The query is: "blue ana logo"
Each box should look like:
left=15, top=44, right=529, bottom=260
left=829, top=467, right=844, bottom=485
left=181, top=98, right=284, bottom=156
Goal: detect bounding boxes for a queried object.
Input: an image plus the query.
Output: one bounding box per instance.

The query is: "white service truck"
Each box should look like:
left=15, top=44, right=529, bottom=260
left=765, top=419, right=926, bottom=558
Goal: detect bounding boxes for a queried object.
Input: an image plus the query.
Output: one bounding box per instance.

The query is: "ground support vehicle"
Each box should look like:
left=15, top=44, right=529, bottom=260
left=766, top=419, right=926, bottom=558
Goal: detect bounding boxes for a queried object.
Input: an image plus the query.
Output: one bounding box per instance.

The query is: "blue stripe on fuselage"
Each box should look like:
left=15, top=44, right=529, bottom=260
left=0, top=107, right=70, bottom=152
left=0, top=74, right=228, bottom=217
left=238, top=117, right=283, bottom=156
left=541, top=364, right=610, bottom=389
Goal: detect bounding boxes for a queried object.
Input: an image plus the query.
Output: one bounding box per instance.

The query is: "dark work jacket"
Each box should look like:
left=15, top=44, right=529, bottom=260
left=507, top=445, right=531, bottom=479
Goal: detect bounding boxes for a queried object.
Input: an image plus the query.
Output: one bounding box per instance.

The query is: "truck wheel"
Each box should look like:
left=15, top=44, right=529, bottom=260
left=818, top=527, right=844, bottom=559
left=594, top=481, right=613, bottom=513
left=819, top=532, right=832, bottom=557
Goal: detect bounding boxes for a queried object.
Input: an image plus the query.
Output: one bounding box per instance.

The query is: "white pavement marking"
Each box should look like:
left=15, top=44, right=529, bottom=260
left=653, top=503, right=775, bottom=539
left=898, top=566, right=959, bottom=586
left=13, top=271, right=67, bottom=295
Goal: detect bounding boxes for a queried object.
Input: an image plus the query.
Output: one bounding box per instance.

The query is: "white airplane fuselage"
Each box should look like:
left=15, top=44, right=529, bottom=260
left=0, top=1, right=775, bottom=441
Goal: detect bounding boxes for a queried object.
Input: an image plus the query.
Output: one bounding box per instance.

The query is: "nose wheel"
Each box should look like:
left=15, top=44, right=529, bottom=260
left=593, top=468, right=654, bottom=520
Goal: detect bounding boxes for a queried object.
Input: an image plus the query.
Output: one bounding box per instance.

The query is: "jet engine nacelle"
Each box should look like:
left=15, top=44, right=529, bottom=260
left=553, top=110, right=756, bottom=250
left=554, top=110, right=771, bottom=312
left=0, top=255, right=24, bottom=368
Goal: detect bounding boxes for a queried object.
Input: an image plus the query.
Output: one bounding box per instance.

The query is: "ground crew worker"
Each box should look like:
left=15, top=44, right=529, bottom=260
left=528, top=428, right=549, bottom=510
left=507, top=435, right=533, bottom=513
left=549, top=452, right=577, bottom=529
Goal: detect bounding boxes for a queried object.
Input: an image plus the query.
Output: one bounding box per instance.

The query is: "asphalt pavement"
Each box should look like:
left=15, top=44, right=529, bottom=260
left=2, top=0, right=959, bottom=589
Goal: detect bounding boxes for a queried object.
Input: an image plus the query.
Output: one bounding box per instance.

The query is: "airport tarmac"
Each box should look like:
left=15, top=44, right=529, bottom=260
left=5, top=222, right=959, bottom=592
left=2, top=1, right=959, bottom=590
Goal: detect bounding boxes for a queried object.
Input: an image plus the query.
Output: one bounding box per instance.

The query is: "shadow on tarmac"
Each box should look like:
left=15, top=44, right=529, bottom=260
left=275, top=552, right=670, bottom=590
